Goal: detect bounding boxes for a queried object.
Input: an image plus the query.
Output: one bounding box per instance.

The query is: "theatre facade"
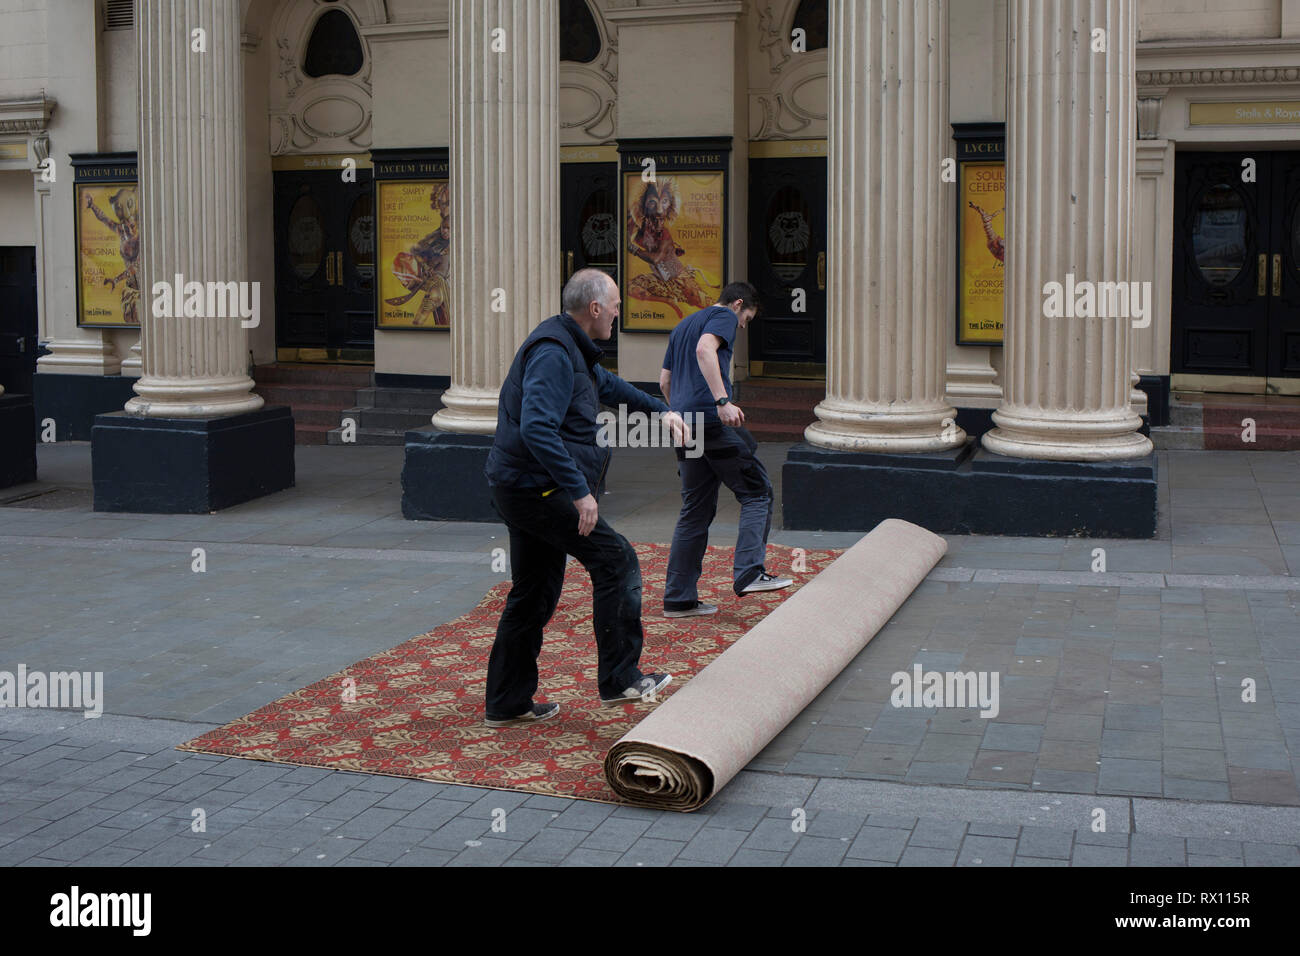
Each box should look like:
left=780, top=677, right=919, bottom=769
left=0, top=0, right=1298, bottom=534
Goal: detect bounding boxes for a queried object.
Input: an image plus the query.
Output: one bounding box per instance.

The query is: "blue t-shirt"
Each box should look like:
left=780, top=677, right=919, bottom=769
left=662, top=305, right=737, bottom=422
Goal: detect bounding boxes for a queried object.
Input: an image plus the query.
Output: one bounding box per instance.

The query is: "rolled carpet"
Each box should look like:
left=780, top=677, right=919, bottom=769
left=604, top=518, right=947, bottom=811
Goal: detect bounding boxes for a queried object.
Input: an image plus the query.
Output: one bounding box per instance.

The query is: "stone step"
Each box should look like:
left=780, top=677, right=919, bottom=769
left=1168, top=402, right=1204, bottom=428
left=744, top=421, right=807, bottom=442
left=339, top=406, right=435, bottom=431
left=255, top=383, right=362, bottom=407
left=294, top=422, right=332, bottom=445
left=291, top=403, right=354, bottom=426
left=1149, top=425, right=1204, bottom=450
left=737, top=397, right=819, bottom=427
left=252, top=363, right=373, bottom=387
left=736, top=379, right=824, bottom=405
left=327, top=425, right=405, bottom=446
left=354, top=386, right=446, bottom=411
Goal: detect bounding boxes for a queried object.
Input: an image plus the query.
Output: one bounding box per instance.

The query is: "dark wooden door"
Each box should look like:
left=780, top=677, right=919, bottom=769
left=561, top=162, right=619, bottom=358
left=0, top=247, right=37, bottom=395
left=273, top=170, right=374, bottom=355
left=1269, top=152, right=1300, bottom=378
left=747, top=157, right=827, bottom=367
left=1172, top=152, right=1271, bottom=377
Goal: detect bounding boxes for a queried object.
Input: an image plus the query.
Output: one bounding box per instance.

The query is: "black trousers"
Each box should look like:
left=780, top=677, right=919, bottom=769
left=485, top=485, right=648, bottom=718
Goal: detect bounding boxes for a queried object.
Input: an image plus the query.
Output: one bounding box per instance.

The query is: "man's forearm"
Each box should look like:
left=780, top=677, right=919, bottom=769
left=696, top=347, right=728, bottom=401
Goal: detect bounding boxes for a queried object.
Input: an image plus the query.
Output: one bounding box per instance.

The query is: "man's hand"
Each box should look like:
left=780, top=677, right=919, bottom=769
left=575, top=493, right=599, bottom=536
left=718, top=402, right=745, bottom=427
left=662, top=411, right=690, bottom=447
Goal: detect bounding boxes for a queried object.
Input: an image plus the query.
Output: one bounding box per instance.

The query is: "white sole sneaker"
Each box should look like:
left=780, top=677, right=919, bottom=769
left=600, top=673, right=672, bottom=705
left=740, top=575, right=793, bottom=594
left=663, top=603, right=718, bottom=618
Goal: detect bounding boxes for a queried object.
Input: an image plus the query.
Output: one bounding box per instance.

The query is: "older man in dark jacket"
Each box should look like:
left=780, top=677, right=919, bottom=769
left=482, top=268, right=687, bottom=727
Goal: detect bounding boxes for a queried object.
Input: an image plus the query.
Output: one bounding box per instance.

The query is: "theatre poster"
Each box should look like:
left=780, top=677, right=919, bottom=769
left=618, top=139, right=730, bottom=333
left=953, top=125, right=1005, bottom=346
left=71, top=154, right=140, bottom=329
left=373, top=148, right=450, bottom=330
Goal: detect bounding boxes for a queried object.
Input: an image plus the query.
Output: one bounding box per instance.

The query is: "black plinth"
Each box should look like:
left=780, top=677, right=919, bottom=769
left=402, top=426, right=495, bottom=521
left=35, top=373, right=140, bottom=442
left=782, top=441, right=1157, bottom=538
left=91, top=406, right=295, bottom=513
left=0, top=393, right=37, bottom=489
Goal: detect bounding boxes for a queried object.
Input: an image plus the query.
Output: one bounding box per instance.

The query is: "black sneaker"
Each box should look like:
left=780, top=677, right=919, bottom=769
left=739, top=572, right=793, bottom=594
left=663, top=602, right=718, bottom=619
left=484, top=702, right=561, bottom=727
left=600, top=673, right=672, bottom=705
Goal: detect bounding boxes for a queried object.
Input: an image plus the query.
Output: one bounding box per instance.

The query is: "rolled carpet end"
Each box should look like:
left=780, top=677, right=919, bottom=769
left=606, top=742, right=714, bottom=812
left=604, top=518, right=947, bottom=812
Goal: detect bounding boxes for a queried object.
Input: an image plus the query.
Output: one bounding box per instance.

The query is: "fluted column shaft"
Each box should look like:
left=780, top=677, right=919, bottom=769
left=982, top=0, right=1150, bottom=460
left=433, top=0, right=559, bottom=434
left=127, top=0, right=261, bottom=418
left=807, top=0, right=963, bottom=452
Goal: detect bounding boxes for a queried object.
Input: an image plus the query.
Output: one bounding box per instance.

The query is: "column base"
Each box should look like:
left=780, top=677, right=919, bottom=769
left=401, top=426, right=495, bottom=521
left=0, top=393, right=37, bottom=489
left=34, top=373, right=140, bottom=441
left=91, top=406, right=295, bottom=513
left=782, top=442, right=1157, bottom=537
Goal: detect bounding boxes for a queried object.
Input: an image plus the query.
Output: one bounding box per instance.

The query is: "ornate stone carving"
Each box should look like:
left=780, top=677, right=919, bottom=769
left=1137, top=67, right=1300, bottom=87
left=561, top=1, right=619, bottom=143
left=268, top=0, right=376, bottom=155
left=748, top=0, right=827, bottom=140
left=1137, top=93, right=1164, bottom=139
left=0, top=94, right=57, bottom=134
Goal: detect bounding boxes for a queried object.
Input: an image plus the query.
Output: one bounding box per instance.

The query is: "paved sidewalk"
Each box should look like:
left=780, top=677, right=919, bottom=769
left=2, top=712, right=1297, bottom=867
left=2, top=442, right=1299, bottom=865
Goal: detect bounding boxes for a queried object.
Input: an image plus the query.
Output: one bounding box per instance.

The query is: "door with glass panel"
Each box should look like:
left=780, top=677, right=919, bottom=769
left=1172, top=151, right=1298, bottom=384
left=560, top=162, right=619, bottom=361
left=272, top=169, right=375, bottom=360
left=747, top=156, right=828, bottom=372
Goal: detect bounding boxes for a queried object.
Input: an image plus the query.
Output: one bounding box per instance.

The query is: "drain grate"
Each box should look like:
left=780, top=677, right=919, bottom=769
left=0, top=487, right=94, bottom=510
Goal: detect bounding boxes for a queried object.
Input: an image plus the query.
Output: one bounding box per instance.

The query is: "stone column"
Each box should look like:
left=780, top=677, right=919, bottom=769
left=805, top=0, right=964, bottom=453
left=981, top=0, right=1151, bottom=460
left=432, top=0, right=559, bottom=434
left=35, top=2, right=120, bottom=380
left=125, top=0, right=261, bottom=418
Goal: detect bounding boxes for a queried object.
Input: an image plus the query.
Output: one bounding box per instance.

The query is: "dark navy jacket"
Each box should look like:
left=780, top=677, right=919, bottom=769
left=484, top=312, right=669, bottom=499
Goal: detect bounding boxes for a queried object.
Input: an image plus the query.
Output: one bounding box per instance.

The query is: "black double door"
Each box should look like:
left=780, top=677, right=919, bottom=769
left=560, top=162, right=619, bottom=359
left=1173, top=151, right=1300, bottom=381
left=747, top=157, right=828, bottom=369
left=0, top=247, right=37, bottom=396
left=273, top=170, right=375, bottom=358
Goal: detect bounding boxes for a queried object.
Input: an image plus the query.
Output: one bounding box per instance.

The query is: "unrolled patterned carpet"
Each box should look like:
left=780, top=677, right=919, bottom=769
left=606, top=520, right=948, bottom=811
left=177, top=542, right=840, bottom=804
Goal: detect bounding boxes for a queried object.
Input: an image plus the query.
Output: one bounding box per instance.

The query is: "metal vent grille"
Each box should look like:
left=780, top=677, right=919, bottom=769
left=104, top=0, right=133, bottom=30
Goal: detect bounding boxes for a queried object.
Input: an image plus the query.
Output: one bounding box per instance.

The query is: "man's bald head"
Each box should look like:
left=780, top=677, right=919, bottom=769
left=563, top=268, right=620, bottom=341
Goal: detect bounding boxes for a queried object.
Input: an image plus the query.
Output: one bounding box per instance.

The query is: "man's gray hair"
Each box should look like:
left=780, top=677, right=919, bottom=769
left=562, top=268, right=612, bottom=315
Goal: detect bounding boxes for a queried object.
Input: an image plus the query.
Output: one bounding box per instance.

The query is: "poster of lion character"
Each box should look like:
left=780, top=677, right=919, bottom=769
left=378, top=179, right=450, bottom=329
left=622, top=172, right=724, bottom=331
left=76, top=182, right=140, bottom=327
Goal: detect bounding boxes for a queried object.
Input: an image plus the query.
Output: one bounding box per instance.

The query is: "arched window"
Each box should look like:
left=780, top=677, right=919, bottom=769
left=303, top=8, right=364, bottom=78
left=560, top=0, right=601, bottom=64
left=791, top=0, right=828, bottom=52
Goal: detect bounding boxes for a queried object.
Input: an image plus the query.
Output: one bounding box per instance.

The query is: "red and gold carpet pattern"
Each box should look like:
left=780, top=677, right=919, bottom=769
left=178, top=543, right=840, bottom=803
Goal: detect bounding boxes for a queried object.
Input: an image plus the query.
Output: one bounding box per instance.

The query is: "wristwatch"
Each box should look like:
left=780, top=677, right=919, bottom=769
left=715, top=396, right=730, bottom=407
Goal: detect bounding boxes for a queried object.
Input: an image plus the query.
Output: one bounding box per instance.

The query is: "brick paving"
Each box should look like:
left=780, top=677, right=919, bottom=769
left=2, top=444, right=1299, bottom=866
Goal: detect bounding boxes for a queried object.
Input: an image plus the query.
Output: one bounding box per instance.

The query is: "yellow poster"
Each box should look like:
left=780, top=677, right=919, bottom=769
left=623, top=171, right=724, bottom=331
left=959, top=161, right=1005, bottom=345
left=76, top=182, right=140, bottom=327
left=377, top=179, right=450, bottom=329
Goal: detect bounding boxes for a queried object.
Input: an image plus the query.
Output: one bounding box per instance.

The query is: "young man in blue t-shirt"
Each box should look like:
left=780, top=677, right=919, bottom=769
left=658, top=282, right=792, bottom=617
